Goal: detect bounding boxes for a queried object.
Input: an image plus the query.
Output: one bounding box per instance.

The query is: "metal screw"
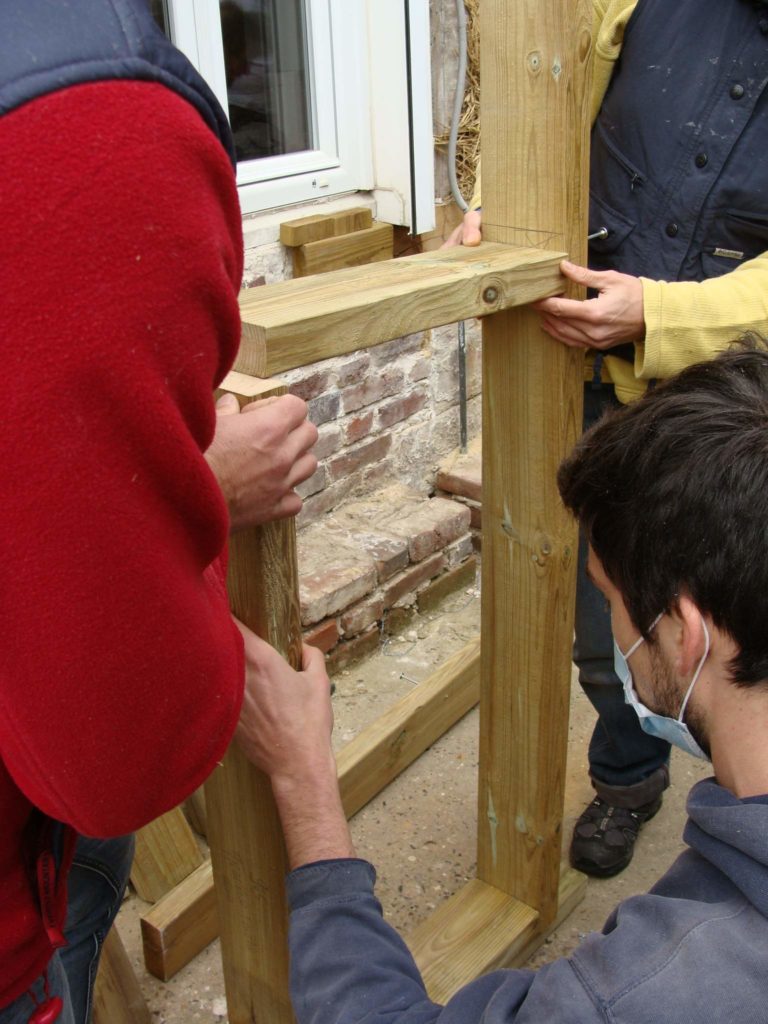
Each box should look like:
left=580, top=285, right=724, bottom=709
left=587, top=226, right=609, bottom=241
left=483, top=286, right=499, bottom=303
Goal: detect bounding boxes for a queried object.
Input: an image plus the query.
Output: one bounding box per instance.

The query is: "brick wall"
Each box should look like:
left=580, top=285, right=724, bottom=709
left=239, top=207, right=481, bottom=527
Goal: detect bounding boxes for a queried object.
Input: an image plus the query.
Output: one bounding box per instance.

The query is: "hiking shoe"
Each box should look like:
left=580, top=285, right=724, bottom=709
left=569, top=795, right=663, bottom=878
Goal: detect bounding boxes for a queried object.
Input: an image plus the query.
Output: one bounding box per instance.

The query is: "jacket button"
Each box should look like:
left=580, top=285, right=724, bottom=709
left=665, top=222, right=679, bottom=238
left=730, top=83, right=745, bottom=99
left=695, top=152, right=708, bottom=168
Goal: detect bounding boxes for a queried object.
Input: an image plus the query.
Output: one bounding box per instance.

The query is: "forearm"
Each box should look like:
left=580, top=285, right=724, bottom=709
left=271, top=755, right=356, bottom=870
left=639, top=254, right=768, bottom=380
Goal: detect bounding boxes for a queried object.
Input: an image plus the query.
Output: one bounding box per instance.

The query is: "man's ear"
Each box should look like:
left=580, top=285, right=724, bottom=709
left=668, top=595, right=707, bottom=677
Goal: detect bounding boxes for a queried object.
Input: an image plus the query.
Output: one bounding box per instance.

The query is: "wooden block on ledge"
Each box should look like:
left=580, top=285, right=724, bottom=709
left=280, top=206, right=373, bottom=247
left=292, top=222, right=394, bottom=278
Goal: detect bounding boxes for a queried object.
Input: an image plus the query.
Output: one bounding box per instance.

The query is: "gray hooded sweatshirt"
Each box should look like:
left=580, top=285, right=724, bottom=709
left=287, top=779, right=768, bottom=1023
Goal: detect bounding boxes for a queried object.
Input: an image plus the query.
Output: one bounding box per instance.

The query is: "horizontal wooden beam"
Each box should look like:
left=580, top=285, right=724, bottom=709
left=407, top=867, right=586, bottom=1006
left=141, top=860, right=218, bottom=982
left=141, top=639, right=480, bottom=980
left=235, top=243, right=565, bottom=376
left=338, top=637, right=480, bottom=818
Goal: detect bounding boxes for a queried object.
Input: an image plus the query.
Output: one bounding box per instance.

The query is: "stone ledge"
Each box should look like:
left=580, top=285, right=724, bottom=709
left=297, top=482, right=476, bottom=667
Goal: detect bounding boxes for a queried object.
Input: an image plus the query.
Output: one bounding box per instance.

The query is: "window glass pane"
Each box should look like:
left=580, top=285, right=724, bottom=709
left=150, top=0, right=171, bottom=35
left=220, top=1, right=312, bottom=161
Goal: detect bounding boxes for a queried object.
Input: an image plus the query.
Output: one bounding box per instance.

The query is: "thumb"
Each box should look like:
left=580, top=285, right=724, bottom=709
left=215, top=392, right=240, bottom=416
left=560, top=260, right=610, bottom=290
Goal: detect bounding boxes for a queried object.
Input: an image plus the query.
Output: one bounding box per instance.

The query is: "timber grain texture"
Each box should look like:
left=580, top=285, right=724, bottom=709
left=204, top=375, right=301, bottom=1024
left=476, top=0, right=592, bottom=927
left=130, top=807, right=203, bottom=904
left=235, top=243, right=565, bottom=376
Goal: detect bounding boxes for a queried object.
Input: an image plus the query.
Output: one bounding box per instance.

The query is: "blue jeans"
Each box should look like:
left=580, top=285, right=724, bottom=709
left=574, top=382, right=670, bottom=805
left=1, top=832, right=134, bottom=1024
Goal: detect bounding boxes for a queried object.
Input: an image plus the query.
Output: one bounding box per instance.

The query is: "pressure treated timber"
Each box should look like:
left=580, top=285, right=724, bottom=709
left=477, top=0, right=592, bottom=928
left=280, top=206, right=373, bottom=247
left=93, top=927, right=151, bottom=1024
left=292, top=222, right=394, bottom=278
left=408, top=868, right=586, bottom=1006
left=204, top=375, right=301, bottom=1024
left=235, top=243, right=565, bottom=376
left=142, top=639, right=481, bottom=981
left=131, top=806, right=203, bottom=903
left=338, top=636, right=480, bottom=817
left=142, top=860, right=218, bottom=982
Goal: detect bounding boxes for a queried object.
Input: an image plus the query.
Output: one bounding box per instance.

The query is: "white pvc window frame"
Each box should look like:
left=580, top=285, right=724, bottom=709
left=165, top=0, right=373, bottom=214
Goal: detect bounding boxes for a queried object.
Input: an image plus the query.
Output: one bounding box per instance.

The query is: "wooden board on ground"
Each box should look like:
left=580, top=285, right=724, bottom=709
left=93, top=926, right=151, bottom=1024
left=142, top=639, right=481, bottom=981
left=142, top=860, right=218, bottom=982
left=338, top=637, right=480, bottom=817
left=235, top=243, right=565, bottom=376
left=292, top=223, right=394, bottom=278
left=131, top=806, right=203, bottom=904
left=280, top=206, right=373, bottom=247
left=407, top=868, right=586, bottom=1005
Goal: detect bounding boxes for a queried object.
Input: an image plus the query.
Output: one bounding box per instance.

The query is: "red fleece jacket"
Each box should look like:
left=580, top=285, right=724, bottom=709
left=0, top=80, right=245, bottom=1006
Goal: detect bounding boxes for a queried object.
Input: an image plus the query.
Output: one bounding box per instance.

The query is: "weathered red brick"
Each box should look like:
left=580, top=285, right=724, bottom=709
left=326, top=626, right=380, bottom=675
left=336, top=355, right=371, bottom=388
left=289, top=369, right=332, bottom=402
left=371, top=333, right=424, bottom=366
left=299, top=563, right=376, bottom=625
left=308, top=391, right=341, bottom=426
left=344, top=410, right=374, bottom=444
left=417, top=557, right=477, bottom=614
left=382, top=551, right=446, bottom=610
left=436, top=450, right=482, bottom=503
left=313, top=424, right=343, bottom=461
left=340, top=368, right=404, bottom=414
left=340, top=595, right=385, bottom=637
left=328, top=435, right=392, bottom=483
left=377, top=387, right=428, bottom=429
left=303, top=618, right=340, bottom=653
left=349, top=532, right=408, bottom=582
left=393, top=498, right=471, bottom=562
left=296, top=464, right=328, bottom=499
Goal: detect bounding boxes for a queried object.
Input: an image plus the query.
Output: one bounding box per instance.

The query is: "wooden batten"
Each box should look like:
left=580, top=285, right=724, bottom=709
left=338, top=637, right=480, bottom=818
left=141, top=640, right=480, bottom=982
left=93, top=927, right=151, bottom=1024
left=131, top=807, right=203, bottom=904
left=292, top=222, right=394, bottom=278
left=141, top=860, right=218, bottom=982
left=280, top=206, right=373, bottom=247
left=235, top=243, right=565, bottom=376
left=408, top=868, right=586, bottom=1006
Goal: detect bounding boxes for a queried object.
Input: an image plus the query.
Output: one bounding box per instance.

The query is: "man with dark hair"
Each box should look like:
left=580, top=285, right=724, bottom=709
left=236, top=337, right=768, bottom=1023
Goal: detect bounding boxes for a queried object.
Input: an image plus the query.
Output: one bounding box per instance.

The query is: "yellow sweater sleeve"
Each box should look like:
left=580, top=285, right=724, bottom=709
left=639, top=253, right=768, bottom=378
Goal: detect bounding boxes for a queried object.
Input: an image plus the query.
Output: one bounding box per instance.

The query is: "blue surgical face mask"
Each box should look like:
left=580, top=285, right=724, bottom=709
left=614, top=613, right=710, bottom=761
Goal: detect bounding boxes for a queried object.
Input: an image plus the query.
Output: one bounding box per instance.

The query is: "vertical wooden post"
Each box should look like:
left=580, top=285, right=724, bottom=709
left=205, top=374, right=302, bottom=1024
left=477, top=0, right=592, bottom=925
